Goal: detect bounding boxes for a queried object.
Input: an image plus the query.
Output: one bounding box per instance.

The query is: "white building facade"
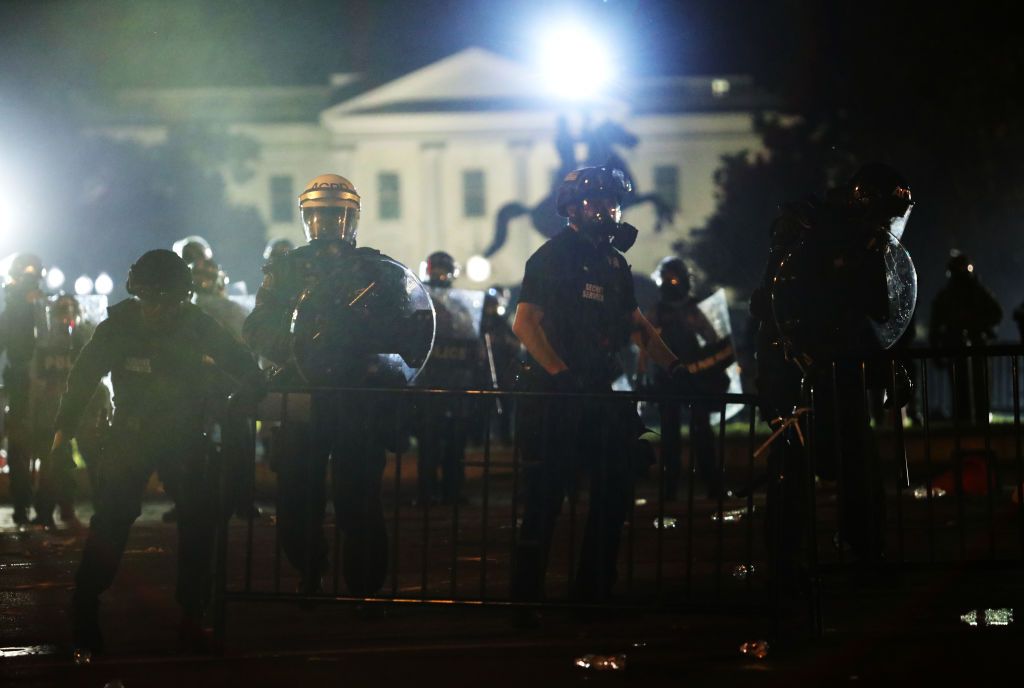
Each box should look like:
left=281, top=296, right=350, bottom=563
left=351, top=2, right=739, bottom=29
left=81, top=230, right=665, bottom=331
left=103, top=48, right=770, bottom=286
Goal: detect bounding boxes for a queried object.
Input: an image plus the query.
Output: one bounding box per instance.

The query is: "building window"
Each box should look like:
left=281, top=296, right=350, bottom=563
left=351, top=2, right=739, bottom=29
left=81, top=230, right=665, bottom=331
left=654, top=165, right=680, bottom=212
left=378, top=172, right=401, bottom=220
left=463, top=169, right=486, bottom=217
left=269, top=175, right=294, bottom=223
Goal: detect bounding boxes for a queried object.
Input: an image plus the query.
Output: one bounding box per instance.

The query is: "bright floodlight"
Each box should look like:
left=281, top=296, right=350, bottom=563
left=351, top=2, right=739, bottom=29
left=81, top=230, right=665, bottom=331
left=537, top=21, right=614, bottom=99
left=94, top=272, right=114, bottom=296
left=466, top=255, right=492, bottom=283
left=74, top=275, right=94, bottom=296
left=46, top=267, right=65, bottom=291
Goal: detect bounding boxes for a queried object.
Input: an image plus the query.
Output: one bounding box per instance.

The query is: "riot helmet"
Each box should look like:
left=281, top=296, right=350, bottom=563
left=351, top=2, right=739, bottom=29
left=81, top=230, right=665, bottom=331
left=47, top=292, right=82, bottom=334
left=424, top=251, right=459, bottom=288
left=298, top=174, right=361, bottom=245
left=189, top=256, right=225, bottom=295
left=848, top=162, right=913, bottom=240
left=7, top=253, right=44, bottom=287
left=172, top=235, right=214, bottom=264
left=946, top=250, right=974, bottom=280
left=653, top=256, right=691, bottom=301
left=263, top=237, right=295, bottom=262
left=127, top=249, right=194, bottom=304
left=556, top=167, right=631, bottom=240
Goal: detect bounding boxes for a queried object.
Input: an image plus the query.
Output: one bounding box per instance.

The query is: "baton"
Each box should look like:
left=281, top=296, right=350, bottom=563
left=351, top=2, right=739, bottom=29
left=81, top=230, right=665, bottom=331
left=483, top=333, right=504, bottom=416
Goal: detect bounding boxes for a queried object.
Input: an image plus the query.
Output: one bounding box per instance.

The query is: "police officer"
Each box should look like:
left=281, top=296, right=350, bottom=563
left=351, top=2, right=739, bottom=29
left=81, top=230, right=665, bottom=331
left=190, top=256, right=247, bottom=341
left=263, top=237, right=295, bottom=263
left=645, top=256, right=731, bottom=500
left=244, top=174, right=429, bottom=596
left=30, top=293, right=109, bottom=529
left=0, top=253, right=47, bottom=525
left=172, top=235, right=214, bottom=266
left=414, top=251, right=478, bottom=505
left=511, top=167, right=686, bottom=603
left=929, top=251, right=1002, bottom=425
left=757, top=162, right=916, bottom=574
left=57, top=249, right=260, bottom=656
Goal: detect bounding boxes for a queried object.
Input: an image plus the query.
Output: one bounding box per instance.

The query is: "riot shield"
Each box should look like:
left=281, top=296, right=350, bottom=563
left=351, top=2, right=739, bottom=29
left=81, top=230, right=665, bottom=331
left=695, top=289, right=743, bottom=423
left=416, top=287, right=485, bottom=389
left=290, top=256, right=436, bottom=385
left=771, top=231, right=917, bottom=365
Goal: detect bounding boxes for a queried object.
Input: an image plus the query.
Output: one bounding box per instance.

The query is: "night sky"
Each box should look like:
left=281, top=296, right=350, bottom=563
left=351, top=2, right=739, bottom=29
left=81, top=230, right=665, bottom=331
left=0, top=0, right=779, bottom=91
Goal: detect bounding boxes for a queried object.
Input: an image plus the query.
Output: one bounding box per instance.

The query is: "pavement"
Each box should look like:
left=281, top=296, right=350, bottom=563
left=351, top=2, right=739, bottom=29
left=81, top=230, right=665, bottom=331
left=2, top=428, right=1024, bottom=686
left=0, top=492, right=1022, bottom=687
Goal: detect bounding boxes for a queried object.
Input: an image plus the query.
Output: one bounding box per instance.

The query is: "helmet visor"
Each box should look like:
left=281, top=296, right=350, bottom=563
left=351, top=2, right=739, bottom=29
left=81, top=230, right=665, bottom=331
left=302, top=206, right=359, bottom=244
left=577, top=195, right=622, bottom=233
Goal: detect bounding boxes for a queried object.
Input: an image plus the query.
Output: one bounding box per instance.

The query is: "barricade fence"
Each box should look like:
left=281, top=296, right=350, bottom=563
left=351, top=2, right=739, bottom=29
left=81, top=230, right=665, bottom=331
left=210, top=345, right=1024, bottom=642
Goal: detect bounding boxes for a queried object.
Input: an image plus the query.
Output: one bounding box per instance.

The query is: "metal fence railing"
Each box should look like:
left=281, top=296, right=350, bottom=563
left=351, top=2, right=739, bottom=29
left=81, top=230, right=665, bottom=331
left=210, top=346, right=1024, bottom=643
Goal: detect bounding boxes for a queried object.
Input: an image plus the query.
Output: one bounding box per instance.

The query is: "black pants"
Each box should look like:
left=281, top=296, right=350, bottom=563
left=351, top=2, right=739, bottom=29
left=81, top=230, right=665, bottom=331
left=275, top=393, right=388, bottom=596
left=659, top=401, right=723, bottom=500
left=3, top=375, right=32, bottom=515
left=73, top=419, right=218, bottom=631
left=811, top=363, right=886, bottom=563
left=416, top=398, right=467, bottom=504
left=511, top=394, right=635, bottom=602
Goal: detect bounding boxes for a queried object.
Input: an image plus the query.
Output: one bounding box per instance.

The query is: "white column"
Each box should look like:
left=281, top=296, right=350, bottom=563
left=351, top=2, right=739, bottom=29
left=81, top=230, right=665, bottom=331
left=508, top=139, right=533, bottom=258
left=421, top=141, right=446, bottom=252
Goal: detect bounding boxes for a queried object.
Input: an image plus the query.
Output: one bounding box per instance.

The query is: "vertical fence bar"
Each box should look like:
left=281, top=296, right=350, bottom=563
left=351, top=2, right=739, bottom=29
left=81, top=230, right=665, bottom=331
left=508, top=400, right=522, bottom=595
left=831, top=362, right=845, bottom=566
left=685, top=404, right=697, bottom=599
left=450, top=399, right=462, bottom=600
left=921, top=358, right=936, bottom=563
left=245, top=417, right=256, bottom=594
left=626, top=395, right=637, bottom=596
left=391, top=447, right=403, bottom=597
left=479, top=396, right=492, bottom=601
left=745, top=403, right=756, bottom=593
left=565, top=395, right=578, bottom=599
left=1012, top=355, right=1023, bottom=559
left=655, top=399, right=667, bottom=597
left=806, top=385, right=823, bottom=638
left=714, top=401, right=727, bottom=603
left=274, top=394, right=288, bottom=595
left=951, top=359, right=966, bottom=561
left=891, top=359, right=907, bottom=566
left=983, top=357, right=995, bottom=560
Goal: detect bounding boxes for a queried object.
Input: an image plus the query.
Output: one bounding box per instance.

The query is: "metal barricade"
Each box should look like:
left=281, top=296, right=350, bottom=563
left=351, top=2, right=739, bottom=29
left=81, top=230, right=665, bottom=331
left=802, top=345, right=1024, bottom=636
left=212, top=385, right=768, bottom=643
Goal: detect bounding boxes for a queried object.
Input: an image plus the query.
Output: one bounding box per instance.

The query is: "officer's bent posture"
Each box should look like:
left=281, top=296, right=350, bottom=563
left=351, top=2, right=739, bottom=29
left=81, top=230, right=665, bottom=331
left=511, top=167, right=685, bottom=602
left=57, top=250, right=260, bottom=656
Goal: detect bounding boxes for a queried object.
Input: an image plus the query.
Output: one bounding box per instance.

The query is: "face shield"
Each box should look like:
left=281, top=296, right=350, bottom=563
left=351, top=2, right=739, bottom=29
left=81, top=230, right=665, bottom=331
left=574, top=195, right=622, bottom=238
left=302, top=206, right=360, bottom=244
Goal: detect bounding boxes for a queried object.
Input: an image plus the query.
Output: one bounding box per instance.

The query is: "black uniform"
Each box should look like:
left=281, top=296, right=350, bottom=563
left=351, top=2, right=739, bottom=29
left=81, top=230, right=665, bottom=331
left=61, top=299, right=259, bottom=634
left=512, top=229, right=640, bottom=602
left=753, top=197, right=893, bottom=575
left=243, top=240, right=409, bottom=595
left=413, top=288, right=482, bottom=505
left=31, top=320, right=110, bottom=522
left=929, top=274, right=1002, bottom=425
left=648, top=297, right=730, bottom=500
left=0, top=283, right=45, bottom=520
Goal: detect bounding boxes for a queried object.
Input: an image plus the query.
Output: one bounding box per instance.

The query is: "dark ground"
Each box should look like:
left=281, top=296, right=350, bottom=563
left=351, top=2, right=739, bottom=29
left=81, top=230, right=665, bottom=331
left=1, top=432, right=1023, bottom=687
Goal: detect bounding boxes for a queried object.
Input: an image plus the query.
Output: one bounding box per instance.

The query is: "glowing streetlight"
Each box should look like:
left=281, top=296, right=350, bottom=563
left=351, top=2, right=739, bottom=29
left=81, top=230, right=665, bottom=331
left=466, top=255, right=492, bottom=283
left=536, top=21, right=615, bottom=99
left=46, top=266, right=65, bottom=291
left=74, top=275, right=94, bottom=296
left=94, top=272, right=114, bottom=296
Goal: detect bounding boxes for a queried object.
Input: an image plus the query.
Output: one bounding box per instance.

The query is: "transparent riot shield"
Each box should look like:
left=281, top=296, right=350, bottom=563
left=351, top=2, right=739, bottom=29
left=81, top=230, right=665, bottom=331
left=416, top=288, right=485, bottom=389
left=290, top=256, right=436, bottom=385
left=772, top=231, right=917, bottom=364
left=696, top=289, right=743, bottom=423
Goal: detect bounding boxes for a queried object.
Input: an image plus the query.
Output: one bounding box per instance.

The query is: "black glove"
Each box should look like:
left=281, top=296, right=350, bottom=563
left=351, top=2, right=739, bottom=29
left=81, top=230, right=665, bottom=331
left=882, top=362, right=914, bottom=410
